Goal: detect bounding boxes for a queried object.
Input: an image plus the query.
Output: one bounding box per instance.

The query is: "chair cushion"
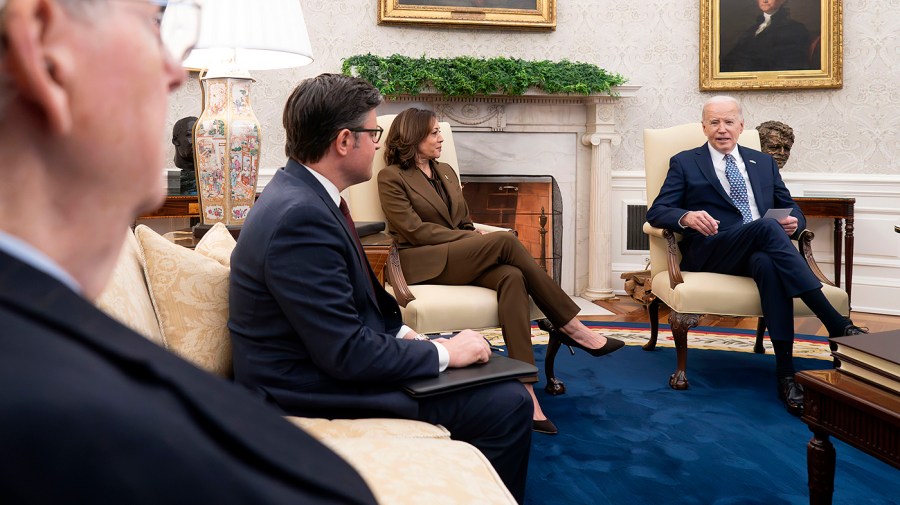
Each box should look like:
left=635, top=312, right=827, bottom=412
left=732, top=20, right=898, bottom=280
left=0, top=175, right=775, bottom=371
left=651, top=271, right=850, bottom=317
left=284, top=417, right=451, bottom=439
left=95, top=229, right=165, bottom=346
left=134, top=223, right=236, bottom=377
left=322, top=437, right=516, bottom=504
left=387, top=284, right=543, bottom=334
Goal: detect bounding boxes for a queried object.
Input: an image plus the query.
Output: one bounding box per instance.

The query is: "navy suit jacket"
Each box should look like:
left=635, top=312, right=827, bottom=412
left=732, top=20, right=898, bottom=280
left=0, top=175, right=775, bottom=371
left=0, top=251, right=375, bottom=504
left=646, top=143, right=805, bottom=268
left=229, top=159, right=438, bottom=419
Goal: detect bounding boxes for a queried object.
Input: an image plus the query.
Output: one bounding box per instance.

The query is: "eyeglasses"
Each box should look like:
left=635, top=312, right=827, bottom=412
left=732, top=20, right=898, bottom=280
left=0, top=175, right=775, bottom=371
left=348, top=126, right=384, bottom=143
left=113, top=0, right=202, bottom=62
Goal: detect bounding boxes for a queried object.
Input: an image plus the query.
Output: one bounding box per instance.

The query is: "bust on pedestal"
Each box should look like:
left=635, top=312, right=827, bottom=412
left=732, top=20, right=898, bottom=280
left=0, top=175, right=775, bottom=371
left=756, top=120, right=794, bottom=170
left=172, top=116, right=198, bottom=195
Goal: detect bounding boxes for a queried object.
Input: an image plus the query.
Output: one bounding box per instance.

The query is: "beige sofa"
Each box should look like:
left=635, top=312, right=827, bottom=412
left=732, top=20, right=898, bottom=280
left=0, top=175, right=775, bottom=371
left=95, top=223, right=517, bottom=504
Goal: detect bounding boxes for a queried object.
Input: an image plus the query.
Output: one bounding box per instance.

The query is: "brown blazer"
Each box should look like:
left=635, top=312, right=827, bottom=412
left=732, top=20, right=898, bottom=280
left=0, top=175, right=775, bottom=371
left=377, top=162, right=479, bottom=284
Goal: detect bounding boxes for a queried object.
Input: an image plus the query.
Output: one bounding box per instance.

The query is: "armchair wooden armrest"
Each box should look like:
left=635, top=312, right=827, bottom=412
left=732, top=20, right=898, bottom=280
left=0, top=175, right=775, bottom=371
left=387, top=242, right=416, bottom=307
left=643, top=222, right=685, bottom=289
left=798, top=229, right=834, bottom=286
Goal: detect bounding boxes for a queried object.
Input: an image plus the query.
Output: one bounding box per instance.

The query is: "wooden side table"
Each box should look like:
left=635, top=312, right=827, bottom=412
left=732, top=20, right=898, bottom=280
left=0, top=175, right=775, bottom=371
left=137, top=195, right=201, bottom=220
left=796, top=369, right=900, bottom=505
left=794, top=197, right=855, bottom=302
left=360, top=232, right=392, bottom=285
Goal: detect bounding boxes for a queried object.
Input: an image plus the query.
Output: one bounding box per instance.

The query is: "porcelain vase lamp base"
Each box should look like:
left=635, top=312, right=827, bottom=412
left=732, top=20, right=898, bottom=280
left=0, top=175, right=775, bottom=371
left=193, top=72, right=261, bottom=233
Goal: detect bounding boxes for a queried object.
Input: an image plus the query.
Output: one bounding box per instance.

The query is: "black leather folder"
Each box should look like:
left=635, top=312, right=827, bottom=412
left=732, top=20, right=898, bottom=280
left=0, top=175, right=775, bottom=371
left=399, top=355, right=537, bottom=398
left=354, top=221, right=386, bottom=238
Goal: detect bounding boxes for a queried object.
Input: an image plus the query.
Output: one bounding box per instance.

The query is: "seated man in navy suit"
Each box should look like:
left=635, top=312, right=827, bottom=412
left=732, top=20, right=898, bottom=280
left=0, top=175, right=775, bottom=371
left=0, top=1, right=375, bottom=503
left=646, top=96, right=866, bottom=415
left=229, top=73, right=532, bottom=503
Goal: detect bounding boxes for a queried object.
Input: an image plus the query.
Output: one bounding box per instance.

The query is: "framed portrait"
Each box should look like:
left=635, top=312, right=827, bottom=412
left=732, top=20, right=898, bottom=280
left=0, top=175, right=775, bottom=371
left=377, top=0, right=556, bottom=31
left=700, top=0, right=842, bottom=90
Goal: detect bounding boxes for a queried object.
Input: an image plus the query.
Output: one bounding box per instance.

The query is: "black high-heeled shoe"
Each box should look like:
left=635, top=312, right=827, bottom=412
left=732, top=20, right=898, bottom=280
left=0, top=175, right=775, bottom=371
left=537, top=319, right=625, bottom=396
left=537, top=318, right=625, bottom=357
left=532, top=418, right=558, bottom=435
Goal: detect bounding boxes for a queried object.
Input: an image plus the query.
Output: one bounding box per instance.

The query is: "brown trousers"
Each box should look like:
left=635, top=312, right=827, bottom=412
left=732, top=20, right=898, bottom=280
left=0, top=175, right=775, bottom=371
left=427, top=232, right=580, bottom=383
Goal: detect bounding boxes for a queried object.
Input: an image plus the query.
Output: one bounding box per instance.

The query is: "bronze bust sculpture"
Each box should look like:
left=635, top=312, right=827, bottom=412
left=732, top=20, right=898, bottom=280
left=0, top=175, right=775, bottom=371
left=756, top=120, right=794, bottom=170
left=172, top=116, right=198, bottom=195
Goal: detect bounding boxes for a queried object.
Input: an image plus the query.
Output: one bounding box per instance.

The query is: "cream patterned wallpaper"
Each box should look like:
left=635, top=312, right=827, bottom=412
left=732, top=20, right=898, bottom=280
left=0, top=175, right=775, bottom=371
left=165, top=0, right=900, bottom=176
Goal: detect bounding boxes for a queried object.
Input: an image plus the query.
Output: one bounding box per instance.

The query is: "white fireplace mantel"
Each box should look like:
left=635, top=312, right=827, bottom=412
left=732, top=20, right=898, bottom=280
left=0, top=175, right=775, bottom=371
left=379, top=85, right=641, bottom=299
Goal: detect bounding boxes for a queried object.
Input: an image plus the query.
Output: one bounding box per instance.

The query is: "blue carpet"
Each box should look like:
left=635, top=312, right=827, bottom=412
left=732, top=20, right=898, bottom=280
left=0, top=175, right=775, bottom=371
left=522, top=334, right=900, bottom=505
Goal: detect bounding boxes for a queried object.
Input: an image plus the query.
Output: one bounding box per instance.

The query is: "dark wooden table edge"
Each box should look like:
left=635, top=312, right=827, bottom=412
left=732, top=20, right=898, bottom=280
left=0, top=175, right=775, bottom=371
left=796, top=369, right=900, bottom=505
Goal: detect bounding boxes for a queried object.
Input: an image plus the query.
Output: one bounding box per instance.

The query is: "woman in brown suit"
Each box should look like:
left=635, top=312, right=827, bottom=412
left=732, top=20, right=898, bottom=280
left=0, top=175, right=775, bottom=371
left=377, top=108, right=624, bottom=435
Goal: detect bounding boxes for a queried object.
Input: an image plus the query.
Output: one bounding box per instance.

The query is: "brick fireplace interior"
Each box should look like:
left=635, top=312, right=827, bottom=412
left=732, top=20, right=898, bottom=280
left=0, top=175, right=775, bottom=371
left=461, top=175, right=562, bottom=284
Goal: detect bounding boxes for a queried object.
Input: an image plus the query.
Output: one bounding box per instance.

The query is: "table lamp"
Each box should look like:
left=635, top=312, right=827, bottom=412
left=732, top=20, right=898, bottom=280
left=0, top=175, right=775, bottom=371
left=168, top=0, right=314, bottom=237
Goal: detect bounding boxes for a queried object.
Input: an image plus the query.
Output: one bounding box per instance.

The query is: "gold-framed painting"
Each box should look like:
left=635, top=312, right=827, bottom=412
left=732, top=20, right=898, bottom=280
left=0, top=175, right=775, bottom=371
left=377, top=0, right=556, bottom=31
left=700, top=0, right=842, bottom=91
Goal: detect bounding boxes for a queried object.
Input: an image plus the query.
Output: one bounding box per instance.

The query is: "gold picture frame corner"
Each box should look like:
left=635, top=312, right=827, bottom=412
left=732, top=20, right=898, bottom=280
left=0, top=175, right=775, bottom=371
left=377, top=0, right=556, bottom=31
left=700, top=0, right=842, bottom=92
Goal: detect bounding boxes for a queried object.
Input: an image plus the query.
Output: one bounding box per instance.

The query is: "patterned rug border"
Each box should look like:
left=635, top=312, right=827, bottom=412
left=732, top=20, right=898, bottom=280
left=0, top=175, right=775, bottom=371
left=481, top=321, right=832, bottom=361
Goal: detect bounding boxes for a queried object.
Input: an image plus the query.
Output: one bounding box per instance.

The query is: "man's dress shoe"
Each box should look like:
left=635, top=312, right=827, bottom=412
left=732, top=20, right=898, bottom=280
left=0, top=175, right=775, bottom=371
left=829, top=323, right=869, bottom=353
left=841, top=324, right=869, bottom=336
left=778, top=376, right=804, bottom=416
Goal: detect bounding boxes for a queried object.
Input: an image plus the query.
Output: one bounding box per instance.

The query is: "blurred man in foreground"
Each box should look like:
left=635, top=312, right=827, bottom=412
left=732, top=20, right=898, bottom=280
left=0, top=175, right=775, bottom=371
left=0, top=1, right=375, bottom=502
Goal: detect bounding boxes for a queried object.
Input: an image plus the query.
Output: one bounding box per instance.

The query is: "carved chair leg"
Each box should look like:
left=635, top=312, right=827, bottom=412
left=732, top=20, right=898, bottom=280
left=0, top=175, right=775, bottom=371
left=754, top=317, right=767, bottom=354
left=668, top=311, right=700, bottom=390
left=643, top=298, right=661, bottom=351
left=543, top=336, right=567, bottom=396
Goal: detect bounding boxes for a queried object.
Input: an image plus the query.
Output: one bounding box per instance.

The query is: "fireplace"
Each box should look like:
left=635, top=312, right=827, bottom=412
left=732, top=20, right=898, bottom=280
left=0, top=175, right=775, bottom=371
left=461, top=175, right=562, bottom=284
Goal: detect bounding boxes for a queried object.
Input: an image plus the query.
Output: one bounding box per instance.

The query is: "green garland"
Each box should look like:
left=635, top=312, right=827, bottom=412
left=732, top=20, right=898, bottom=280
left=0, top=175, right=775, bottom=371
left=341, top=54, right=627, bottom=97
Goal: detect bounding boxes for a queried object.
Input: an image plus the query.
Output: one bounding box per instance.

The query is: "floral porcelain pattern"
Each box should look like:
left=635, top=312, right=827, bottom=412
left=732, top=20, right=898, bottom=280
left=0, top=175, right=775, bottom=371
left=194, top=77, right=261, bottom=225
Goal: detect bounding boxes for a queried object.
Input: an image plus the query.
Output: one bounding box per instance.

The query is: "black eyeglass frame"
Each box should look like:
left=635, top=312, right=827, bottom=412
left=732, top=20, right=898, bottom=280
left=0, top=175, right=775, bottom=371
left=347, top=126, right=384, bottom=143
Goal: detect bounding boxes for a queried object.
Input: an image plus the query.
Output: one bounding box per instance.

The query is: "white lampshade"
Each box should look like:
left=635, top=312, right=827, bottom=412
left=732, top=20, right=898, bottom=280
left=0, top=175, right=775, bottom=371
left=181, top=0, right=314, bottom=71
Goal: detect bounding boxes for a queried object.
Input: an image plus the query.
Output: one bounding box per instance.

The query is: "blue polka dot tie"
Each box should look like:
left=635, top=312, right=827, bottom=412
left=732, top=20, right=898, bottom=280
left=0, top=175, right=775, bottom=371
left=724, top=154, right=752, bottom=224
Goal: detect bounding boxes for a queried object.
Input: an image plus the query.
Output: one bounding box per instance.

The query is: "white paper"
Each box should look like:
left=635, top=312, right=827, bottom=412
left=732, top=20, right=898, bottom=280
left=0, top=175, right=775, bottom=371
left=763, top=208, right=793, bottom=220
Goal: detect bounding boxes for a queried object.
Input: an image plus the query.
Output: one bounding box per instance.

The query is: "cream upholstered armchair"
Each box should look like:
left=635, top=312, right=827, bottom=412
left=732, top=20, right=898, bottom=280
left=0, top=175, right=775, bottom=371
left=642, top=123, right=849, bottom=389
left=345, top=114, right=543, bottom=336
